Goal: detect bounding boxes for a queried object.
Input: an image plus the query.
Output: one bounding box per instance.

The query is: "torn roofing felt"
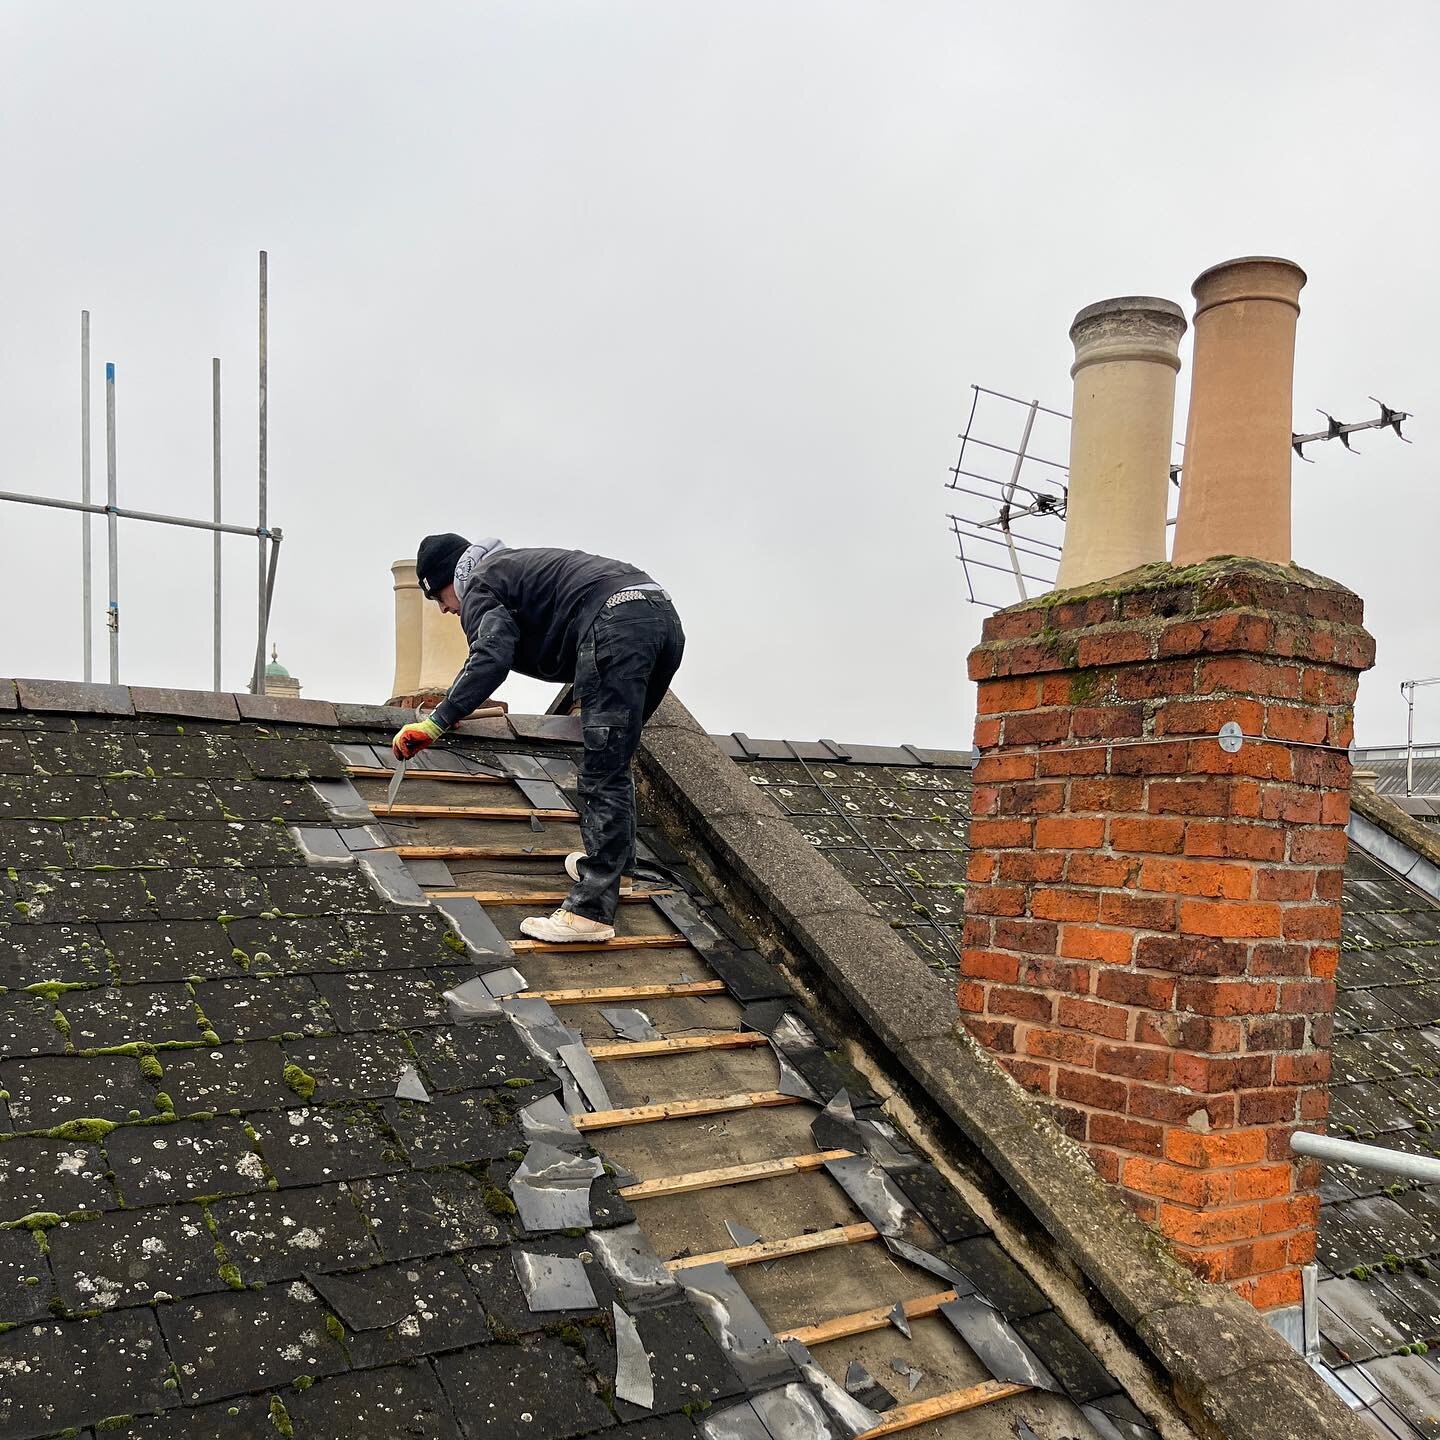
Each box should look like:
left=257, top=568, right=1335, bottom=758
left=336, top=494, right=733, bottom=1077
left=730, top=735, right=1440, bottom=1439
left=0, top=687, right=1165, bottom=1440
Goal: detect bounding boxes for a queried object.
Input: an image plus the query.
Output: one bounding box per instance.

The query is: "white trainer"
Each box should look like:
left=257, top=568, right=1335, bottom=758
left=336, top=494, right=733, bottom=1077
left=564, top=851, right=633, bottom=895
left=519, top=908, right=616, bottom=944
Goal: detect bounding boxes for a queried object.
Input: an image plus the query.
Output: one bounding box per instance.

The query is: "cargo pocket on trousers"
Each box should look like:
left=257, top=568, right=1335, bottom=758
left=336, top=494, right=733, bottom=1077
left=582, top=711, right=628, bottom=766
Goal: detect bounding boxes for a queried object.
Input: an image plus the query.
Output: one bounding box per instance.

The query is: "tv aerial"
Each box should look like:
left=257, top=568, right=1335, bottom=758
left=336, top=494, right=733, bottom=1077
left=947, top=385, right=1413, bottom=610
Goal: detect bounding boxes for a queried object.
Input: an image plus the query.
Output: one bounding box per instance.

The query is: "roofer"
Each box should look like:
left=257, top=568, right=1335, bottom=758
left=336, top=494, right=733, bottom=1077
left=391, top=535, right=685, bottom=944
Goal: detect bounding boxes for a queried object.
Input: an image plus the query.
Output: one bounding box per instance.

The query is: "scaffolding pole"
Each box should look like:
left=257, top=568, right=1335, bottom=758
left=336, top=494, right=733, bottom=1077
left=212, top=358, right=222, bottom=692
left=104, top=362, right=119, bottom=684
left=253, top=250, right=268, bottom=694
left=80, top=310, right=92, bottom=682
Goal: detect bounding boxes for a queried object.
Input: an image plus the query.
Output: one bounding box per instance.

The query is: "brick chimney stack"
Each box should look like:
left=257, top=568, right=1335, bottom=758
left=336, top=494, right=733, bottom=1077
left=1054, top=297, right=1186, bottom=590
left=961, top=257, right=1374, bottom=1312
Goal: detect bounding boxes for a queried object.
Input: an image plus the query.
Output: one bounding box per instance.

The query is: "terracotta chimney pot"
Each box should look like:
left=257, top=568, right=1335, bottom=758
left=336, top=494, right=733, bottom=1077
left=1171, top=257, right=1307, bottom=567
left=1054, top=297, right=1187, bottom=589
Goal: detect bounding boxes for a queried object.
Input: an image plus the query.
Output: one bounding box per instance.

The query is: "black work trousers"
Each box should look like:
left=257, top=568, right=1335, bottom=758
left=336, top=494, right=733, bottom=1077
left=564, top=592, right=685, bottom=923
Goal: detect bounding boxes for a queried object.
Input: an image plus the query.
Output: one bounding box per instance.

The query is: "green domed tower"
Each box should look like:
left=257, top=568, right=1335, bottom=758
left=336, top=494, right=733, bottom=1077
left=261, top=643, right=302, bottom=701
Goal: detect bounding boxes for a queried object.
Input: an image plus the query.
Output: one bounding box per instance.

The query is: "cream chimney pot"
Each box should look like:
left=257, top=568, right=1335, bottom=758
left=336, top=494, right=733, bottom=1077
left=1054, top=297, right=1187, bottom=589
left=390, top=560, right=423, bottom=702
left=417, top=595, right=471, bottom=694
left=1171, top=256, right=1307, bottom=567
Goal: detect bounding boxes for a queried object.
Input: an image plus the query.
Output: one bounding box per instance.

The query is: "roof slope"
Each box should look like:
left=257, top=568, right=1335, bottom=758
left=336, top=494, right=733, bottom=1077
left=725, top=736, right=1440, bottom=1438
left=0, top=690, right=1152, bottom=1440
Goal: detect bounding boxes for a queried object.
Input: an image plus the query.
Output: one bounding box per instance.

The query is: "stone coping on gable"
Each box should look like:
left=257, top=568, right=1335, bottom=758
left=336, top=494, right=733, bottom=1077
left=637, top=690, right=1370, bottom=1440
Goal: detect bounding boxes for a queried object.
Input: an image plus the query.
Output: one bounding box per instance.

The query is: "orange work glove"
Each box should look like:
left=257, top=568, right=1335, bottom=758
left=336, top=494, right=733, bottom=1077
left=391, top=718, right=443, bottom=761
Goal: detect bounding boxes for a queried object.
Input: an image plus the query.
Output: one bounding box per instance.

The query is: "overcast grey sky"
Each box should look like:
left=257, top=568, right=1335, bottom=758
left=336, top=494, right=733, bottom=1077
left=2, top=3, right=1435, bottom=746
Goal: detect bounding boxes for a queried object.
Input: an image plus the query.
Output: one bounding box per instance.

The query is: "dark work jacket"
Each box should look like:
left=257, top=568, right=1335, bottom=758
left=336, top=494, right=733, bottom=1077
left=430, top=547, right=653, bottom=729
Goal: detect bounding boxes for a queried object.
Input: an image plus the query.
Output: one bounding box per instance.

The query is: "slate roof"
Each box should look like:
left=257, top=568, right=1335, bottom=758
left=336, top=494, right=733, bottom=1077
left=727, top=737, right=1440, bottom=1439
left=713, top=737, right=971, bottom=982
left=1352, top=749, right=1440, bottom=821
left=0, top=696, right=1151, bottom=1440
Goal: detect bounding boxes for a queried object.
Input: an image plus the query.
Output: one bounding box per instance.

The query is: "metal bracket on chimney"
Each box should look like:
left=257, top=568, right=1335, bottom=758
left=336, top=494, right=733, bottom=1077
left=1217, top=722, right=1244, bottom=754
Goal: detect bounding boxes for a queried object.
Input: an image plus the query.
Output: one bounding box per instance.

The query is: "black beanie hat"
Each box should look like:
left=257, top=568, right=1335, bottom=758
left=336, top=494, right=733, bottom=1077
left=415, top=534, right=470, bottom=599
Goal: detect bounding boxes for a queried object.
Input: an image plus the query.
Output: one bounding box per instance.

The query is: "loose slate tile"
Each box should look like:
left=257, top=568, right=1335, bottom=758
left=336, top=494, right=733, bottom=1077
left=0, top=1054, right=153, bottom=1130
left=0, top=774, right=109, bottom=819
left=0, top=991, right=70, bottom=1056
left=385, top=1090, right=521, bottom=1166
left=702, top=948, right=792, bottom=1004
left=14, top=868, right=154, bottom=923
left=0, top=1309, right=176, bottom=1436
left=585, top=1298, right=747, bottom=1422
left=192, top=974, right=333, bottom=1041
left=435, top=1335, right=615, bottom=1440
left=586, top=1173, right=637, bottom=1233
left=230, top=915, right=354, bottom=974
left=340, top=1256, right=491, bottom=1368
left=101, top=920, right=242, bottom=983
left=305, top=1264, right=416, bottom=1331
left=944, top=1236, right=1052, bottom=1320
left=49, top=1204, right=223, bottom=1311
left=0, top=818, right=71, bottom=867
left=60, top=982, right=203, bottom=1049
left=0, top=921, right=109, bottom=988
left=248, top=1103, right=403, bottom=1187
left=283, top=1361, right=460, bottom=1437
left=266, top=865, right=383, bottom=915
left=146, top=867, right=270, bottom=920
left=1014, top=1309, right=1118, bottom=1405
left=353, top=1171, right=510, bottom=1261
left=108, top=1117, right=269, bottom=1205
left=515, top=1251, right=597, bottom=1312
left=463, top=1236, right=616, bottom=1336
left=0, top=1226, right=55, bottom=1325
left=881, top=1163, right=996, bottom=1244
left=395, top=1065, right=432, bottom=1103
left=344, top=913, right=457, bottom=969
left=104, top=775, right=228, bottom=819
left=159, top=1283, right=348, bottom=1401
left=283, top=1032, right=416, bottom=1102
left=0, top=1137, right=113, bottom=1222
left=315, top=969, right=450, bottom=1031
left=210, top=1183, right=377, bottom=1283
left=157, top=1041, right=296, bottom=1113
left=407, top=1024, right=556, bottom=1093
